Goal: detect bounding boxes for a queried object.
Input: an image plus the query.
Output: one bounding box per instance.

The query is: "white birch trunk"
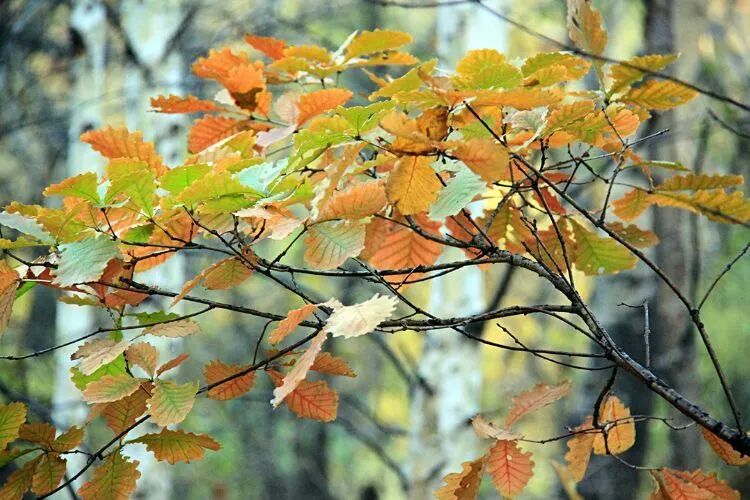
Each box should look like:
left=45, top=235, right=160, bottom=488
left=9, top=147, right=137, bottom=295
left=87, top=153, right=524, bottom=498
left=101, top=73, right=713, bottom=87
left=407, top=2, right=509, bottom=497
left=52, top=0, right=109, bottom=489
left=119, top=1, right=190, bottom=498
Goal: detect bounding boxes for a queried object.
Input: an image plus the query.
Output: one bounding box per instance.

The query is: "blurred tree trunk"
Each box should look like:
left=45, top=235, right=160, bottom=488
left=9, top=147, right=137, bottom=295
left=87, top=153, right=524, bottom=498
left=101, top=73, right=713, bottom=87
left=52, top=0, right=109, bottom=489
left=118, top=1, right=194, bottom=498
left=407, top=3, right=508, bottom=498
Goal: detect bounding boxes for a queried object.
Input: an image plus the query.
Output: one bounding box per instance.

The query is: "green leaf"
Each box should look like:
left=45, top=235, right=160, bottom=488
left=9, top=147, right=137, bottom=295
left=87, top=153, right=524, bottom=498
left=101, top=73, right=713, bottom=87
left=0, top=402, right=27, bottom=450
left=429, top=166, right=486, bottom=220
left=159, top=164, right=211, bottom=194
left=454, top=49, right=522, bottom=90
left=44, top=172, right=101, bottom=205
left=336, top=101, right=395, bottom=134
left=71, top=355, right=128, bottom=391
left=53, top=236, right=120, bottom=287
left=106, top=160, right=156, bottom=216
left=571, top=220, right=636, bottom=275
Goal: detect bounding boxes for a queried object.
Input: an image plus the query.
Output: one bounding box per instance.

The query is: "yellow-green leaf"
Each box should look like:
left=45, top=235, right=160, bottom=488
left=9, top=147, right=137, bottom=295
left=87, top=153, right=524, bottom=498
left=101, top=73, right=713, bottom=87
left=147, top=380, right=198, bottom=427
left=131, top=429, right=220, bottom=464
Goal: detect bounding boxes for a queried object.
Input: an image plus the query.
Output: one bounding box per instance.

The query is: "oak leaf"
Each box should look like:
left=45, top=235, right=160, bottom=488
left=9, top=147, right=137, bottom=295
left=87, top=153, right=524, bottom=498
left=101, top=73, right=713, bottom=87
left=131, top=429, right=221, bottom=464
left=78, top=450, right=140, bottom=500
left=147, top=380, right=199, bottom=427
left=268, top=370, right=338, bottom=422
left=485, top=439, right=534, bottom=498
left=204, top=360, right=257, bottom=400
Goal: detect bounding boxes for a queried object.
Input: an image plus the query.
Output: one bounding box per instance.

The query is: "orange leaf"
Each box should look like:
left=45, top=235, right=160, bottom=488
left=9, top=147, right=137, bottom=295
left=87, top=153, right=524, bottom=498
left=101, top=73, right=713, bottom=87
left=485, top=439, right=534, bottom=498
left=317, top=181, right=388, bottom=221
left=204, top=360, right=256, bottom=400
left=451, top=138, right=511, bottom=183
left=385, top=156, right=441, bottom=215
left=81, top=126, right=165, bottom=176
left=82, top=375, right=142, bottom=404
left=658, top=469, right=715, bottom=500
left=674, top=469, right=740, bottom=500
left=296, top=88, right=353, bottom=127
left=150, top=94, right=219, bottom=114
left=102, top=385, right=150, bottom=434
left=612, top=188, right=653, bottom=221
left=244, top=34, right=286, bottom=60
left=131, top=429, right=220, bottom=464
left=565, top=417, right=595, bottom=482
left=202, top=257, right=253, bottom=290
left=504, top=380, right=572, bottom=427
left=31, top=454, right=66, bottom=496
left=0, top=261, right=19, bottom=337
left=78, top=450, right=140, bottom=500
left=19, top=422, right=55, bottom=448
left=310, top=352, right=356, bottom=377
left=592, top=395, right=635, bottom=455
left=368, top=215, right=443, bottom=271
left=188, top=116, right=242, bottom=154
left=271, top=330, right=327, bottom=407
left=269, top=303, right=318, bottom=345
left=700, top=427, right=750, bottom=466
left=156, top=353, right=191, bottom=376
left=268, top=370, right=338, bottom=422
left=435, top=457, right=486, bottom=500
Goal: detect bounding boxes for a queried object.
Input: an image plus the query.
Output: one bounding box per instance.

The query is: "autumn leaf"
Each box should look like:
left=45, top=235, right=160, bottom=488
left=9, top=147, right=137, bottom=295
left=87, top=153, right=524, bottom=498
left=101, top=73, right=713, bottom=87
left=268, top=370, right=338, bottom=422
left=385, top=156, right=441, bottom=215
left=81, top=126, right=165, bottom=176
left=345, top=29, right=412, bottom=59
left=471, top=415, right=521, bottom=441
left=272, top=330, right=328, bottom=407
left=608, top=54, right=679, bottom=93
left=367, top=215, right=443, bottom=271
left=156, top=353, right=191, bottom=376
left=244, top=34, right=286, bottom=60
left=311, top=352, right=356, bottom=378
left=43, top=172, right=101, bottom=205
left=296, top=89, right=353, bottom=127
left=78, top=450, right=140, bottom=500
left=82, top=375, right=143, bottom=404
left=620, top=80, right=697, bottom=110
left=451, top=138, right=511, bottom=183
left=204, top=360, right=257, bottom=400
left=592, top=395, right=635, bottom=455
left=316, top=181, right=387, bottom=221
left=454, top=49, right=522, bottom=90
left=269, top=303, right=318, bottom=345
left=131, top=429, right=220, bottom=464
left=0, top=454, right=41, bottom=499
left=0, top=402, right=27, bottom=450
left=612, top=188, right=653, bottom=221
left=126, top=342, right=159, bottom=377
left=188, top=116, right=243, bottom=153
left=656, top=469, right=718, bottom=500
left=565, top=417, right=595, bottom=482
left=201, top=257, right=253, bottom=290
left=673, top=469, right=740, bottom=500
left=72, top=339, right=129, bottom=376
left=504, top=380, right=572, bottom=428
left=324, top=294, right=398, bottom=339
left=51, top=426, right=85, bottom=453
left=53, top=236, right=121, bottom=287
left=571, top=219, right=637, bottom=275
left=700, top=427, right=750, bottom=466
left=485, top=439, right=534, bottom=498
left=0, top=260, right=19, bottom=337
left=435, top=457, right=486, bottom=500
left=142, top=319, right=201, bottom=338
left=151, top=94, right=219, bottom=114
left=567, top=0, right=608, bottom=56
left=304, top=221, right=365, bottom=269
left=31, top=453, right=66, bottom=496
left=102, top=386, right=150, bottom=434
left=147, top=380, right=199, bottom=427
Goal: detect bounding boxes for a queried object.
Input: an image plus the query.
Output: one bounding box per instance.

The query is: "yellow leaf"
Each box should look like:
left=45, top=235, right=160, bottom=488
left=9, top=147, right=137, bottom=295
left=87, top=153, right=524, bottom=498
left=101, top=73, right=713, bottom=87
left=345, top=29, right=412, bottom=59
left=621, top=80, right=697, bottom=110
left=386, top=156, right=441, bottom=215
left=592, top=395, right=635, bottom=455
left=435, top=457, right=486, bottom=500
left=612, top=188, right=653, bottom=221
left=454, top=49, right=522, bottom=90
left=567, top=0, right=608, bottom=56
left=609, top=54, right=679, bottom=93
left=565, top=417, right=595, bottom=482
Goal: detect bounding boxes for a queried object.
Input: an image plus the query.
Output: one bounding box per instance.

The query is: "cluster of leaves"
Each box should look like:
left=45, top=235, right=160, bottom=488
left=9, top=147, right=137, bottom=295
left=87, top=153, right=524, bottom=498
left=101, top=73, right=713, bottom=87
left=0, top=0, right=748, bottom=497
